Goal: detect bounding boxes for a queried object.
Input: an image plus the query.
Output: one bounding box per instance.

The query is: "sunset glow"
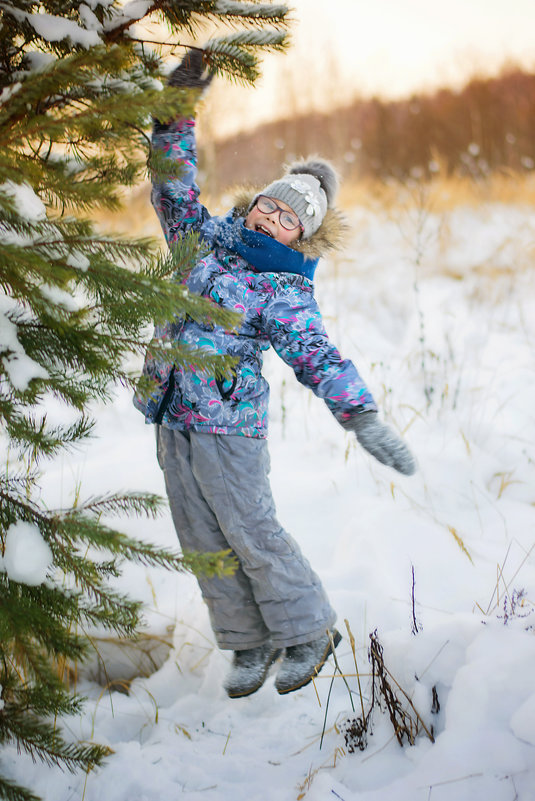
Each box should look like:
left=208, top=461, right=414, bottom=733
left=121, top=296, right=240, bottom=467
left=199, top=0, right=535, bottom=137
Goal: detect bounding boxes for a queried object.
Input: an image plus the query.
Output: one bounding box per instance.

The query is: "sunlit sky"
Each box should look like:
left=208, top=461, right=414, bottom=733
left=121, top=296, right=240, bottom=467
left=291, top=0, right=535, bottom=98
left=199, top=0, right=535, bottom=138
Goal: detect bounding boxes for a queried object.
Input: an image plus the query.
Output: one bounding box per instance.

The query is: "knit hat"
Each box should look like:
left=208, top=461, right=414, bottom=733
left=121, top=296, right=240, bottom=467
left=254, top=159, right=338, bottom=239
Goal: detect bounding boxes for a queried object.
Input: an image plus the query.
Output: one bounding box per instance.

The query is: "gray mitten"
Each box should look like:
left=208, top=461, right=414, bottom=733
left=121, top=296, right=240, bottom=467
left=347, top=412, right=417, bottom=475
left=167, top=48, right=213, bottom=91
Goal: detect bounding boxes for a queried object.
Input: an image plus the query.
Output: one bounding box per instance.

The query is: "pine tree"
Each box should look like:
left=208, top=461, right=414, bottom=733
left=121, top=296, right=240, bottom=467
left=0, top=2, right=290, bottom=799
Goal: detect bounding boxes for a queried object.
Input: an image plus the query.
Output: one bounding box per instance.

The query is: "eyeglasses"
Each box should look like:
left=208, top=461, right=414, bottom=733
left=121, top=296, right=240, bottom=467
left=255, top=195, right=302, bottom=231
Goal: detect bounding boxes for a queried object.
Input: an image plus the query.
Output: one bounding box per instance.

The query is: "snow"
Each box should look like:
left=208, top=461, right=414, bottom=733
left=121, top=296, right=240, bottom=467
left=39, top=282, right=82, bottom=311
left=511, top=694, right=535, bottom=746
left=49, top=153, right=87, bottom=175
left=2, top=200, right=535, bottom=799
left=26, top=12, right=101, bottom=48
left=0, top=82, right=21, bottom=105
left=0, top=295, right=50, bottom=390
left=66, top=251, right=91, bottom=271
left=2, top=3, right=101, bottom=47
left=22, top=51, right=57, bottom=72
left=0, top=181, right=46, bottom=221
left=102, top=0, right=152, bottom=31
left=1, top=521, right=53, bottom=586
left=78, top=3, right=102, bottom=31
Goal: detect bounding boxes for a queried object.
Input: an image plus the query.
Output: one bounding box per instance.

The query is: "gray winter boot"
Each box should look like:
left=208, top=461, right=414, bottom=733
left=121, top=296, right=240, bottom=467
left=275, top=630, right=342, bottom=695
left=224, top=644, right=282, bottom=699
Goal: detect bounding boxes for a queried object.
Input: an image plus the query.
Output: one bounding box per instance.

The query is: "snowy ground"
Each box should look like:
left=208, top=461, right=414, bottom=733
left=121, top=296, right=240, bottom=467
left=5, top=198, right=535, bottom=800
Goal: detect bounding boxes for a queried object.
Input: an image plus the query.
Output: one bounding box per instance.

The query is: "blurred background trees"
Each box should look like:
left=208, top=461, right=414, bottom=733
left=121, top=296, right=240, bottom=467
left=204, top=66, right=535, bottom=192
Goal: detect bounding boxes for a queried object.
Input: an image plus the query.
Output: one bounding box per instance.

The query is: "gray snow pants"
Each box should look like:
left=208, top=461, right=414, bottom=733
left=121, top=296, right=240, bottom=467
left=156, top=425, right=336, bottom=650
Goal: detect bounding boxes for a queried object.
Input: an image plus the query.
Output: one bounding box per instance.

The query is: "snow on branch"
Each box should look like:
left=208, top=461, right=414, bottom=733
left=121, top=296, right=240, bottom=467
left=0, top=521, right=53, bottom=587
left=210, top=28, right=287, bottom=50
left=214, top=0, right=288, bottom=20
left=0, top=3, right=102, bottom=47
left=0, top=297, right=50, bottom=391
left=0, top=182, right=46, bottom=222
left=102, top=0, right=154, bottom=32
left=29, top=13, right=102, bottom=47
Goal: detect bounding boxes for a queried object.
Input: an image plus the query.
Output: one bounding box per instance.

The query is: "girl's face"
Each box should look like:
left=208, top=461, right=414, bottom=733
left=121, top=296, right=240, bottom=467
left=245, top=196, right=302, bottom=246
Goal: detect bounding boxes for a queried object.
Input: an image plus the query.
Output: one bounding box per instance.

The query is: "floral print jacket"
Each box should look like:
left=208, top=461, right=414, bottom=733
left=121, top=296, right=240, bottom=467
left=133, top=117, right=377, bottom=437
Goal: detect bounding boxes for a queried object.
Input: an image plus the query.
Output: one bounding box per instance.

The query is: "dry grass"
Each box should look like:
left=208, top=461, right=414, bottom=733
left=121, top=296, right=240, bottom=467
left=92, top=182, right=162, bottom=238
left=92, top=169, right=535, bottom=244
left=339, top=168, right=535, bottom=214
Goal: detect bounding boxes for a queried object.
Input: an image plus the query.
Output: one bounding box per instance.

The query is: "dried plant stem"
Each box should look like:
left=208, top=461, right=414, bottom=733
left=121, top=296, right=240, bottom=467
left=411, top=565, right=420, bottom=635
left=327, top=630, right=355, bottom=713
left=319, top=629, right=356, bottom=750
left=319, top=674, right=336, bottom=750
left=484, top=542, right=535, bottom=615
left=370, top=634, right=435, bottom=744
left=344, top=619, right=366, bottom=725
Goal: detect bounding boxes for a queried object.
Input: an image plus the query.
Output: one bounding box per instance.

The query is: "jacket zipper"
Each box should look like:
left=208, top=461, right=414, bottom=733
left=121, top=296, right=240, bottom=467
left=154, top=368, right=175, bottom=425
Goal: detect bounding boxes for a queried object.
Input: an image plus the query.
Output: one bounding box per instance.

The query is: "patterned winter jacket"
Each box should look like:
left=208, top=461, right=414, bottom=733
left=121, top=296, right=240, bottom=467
left=133, top=117, right=377, bottom=438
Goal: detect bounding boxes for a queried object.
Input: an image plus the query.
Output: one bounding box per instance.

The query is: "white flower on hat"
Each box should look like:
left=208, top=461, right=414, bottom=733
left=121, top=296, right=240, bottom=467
left=304, top=191, right=321, bottom=217
left=289, top=180, right=322, bottom=216
left=289, top=179, right=310, bottom=194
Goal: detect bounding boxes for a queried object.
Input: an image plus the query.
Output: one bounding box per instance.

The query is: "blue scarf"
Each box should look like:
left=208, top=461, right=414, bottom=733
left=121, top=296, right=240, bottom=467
left=204, top=214, right=319, bottom=281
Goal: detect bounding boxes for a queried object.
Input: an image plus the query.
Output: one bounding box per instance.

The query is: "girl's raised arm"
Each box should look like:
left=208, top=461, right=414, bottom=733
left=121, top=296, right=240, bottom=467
left=150, top=50, right=213, bottom=244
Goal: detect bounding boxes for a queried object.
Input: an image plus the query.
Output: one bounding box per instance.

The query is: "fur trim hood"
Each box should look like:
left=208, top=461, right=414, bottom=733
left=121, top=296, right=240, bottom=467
left=231, top=187, right=349, bottom=261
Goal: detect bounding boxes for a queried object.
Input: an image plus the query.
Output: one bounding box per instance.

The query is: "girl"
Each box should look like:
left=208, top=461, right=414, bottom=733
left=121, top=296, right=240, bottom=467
left=135, top=51, right=416, bottom=698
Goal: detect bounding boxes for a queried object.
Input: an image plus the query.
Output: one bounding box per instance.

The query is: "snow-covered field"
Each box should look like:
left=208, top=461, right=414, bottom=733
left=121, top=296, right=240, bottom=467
left=5, top=198, right=535, bottom=801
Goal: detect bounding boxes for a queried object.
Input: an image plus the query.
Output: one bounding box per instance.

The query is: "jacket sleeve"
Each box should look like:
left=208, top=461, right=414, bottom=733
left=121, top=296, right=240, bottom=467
left=263, top=286, right=377, bottom=426
left=151, top=117, right=210, bottom=244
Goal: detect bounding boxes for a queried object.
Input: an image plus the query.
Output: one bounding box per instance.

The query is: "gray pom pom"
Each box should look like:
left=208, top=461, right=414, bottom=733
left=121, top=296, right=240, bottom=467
left=288, top=159, right=338, bottom=207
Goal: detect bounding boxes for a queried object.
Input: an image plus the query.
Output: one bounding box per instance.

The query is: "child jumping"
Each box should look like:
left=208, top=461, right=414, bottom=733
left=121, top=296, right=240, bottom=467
left=134, top=51, right=416, bottom=698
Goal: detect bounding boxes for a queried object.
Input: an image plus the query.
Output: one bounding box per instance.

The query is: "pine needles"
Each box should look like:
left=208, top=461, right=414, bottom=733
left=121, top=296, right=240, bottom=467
left=0, top=2, right=291, bottom=799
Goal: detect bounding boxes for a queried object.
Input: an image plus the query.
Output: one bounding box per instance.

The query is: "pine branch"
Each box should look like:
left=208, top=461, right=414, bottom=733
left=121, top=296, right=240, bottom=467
left=103, top=0, right=289, bottom=42
left=0, top=486, right=50, bottom=532
left=160, top=0, right=289, bottom=33
left=9, top=685, right=84, bottom=720
left=103, top=0, right=165, bottom=42
left=0, top=4, right=292, bottom=798
left=210, top=28, right=288, bottom=51
left=1, top=713, right=111, bottom=773
left=23, top=552, right=143, bottom=637
left=54, top=512, right=235, bottom=576
left=0, top=584, right=91, bottom=665
left=0, top=776, right=41, bottom=801
left=73, top=491, right=165, bottom=519
left=210, top=1, right=289, bottom=24
left=203, top=29, right=287, bottom=84
left=4, top=413, right=95, bottom=461
left=204, top=41, right=259, bottom=84
left=0, top=472, right=36, bottom=499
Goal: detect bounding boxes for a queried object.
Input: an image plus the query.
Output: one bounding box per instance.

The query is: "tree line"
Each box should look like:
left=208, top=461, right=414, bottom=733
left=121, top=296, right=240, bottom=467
left=207, top=67, right=535, bottom=190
